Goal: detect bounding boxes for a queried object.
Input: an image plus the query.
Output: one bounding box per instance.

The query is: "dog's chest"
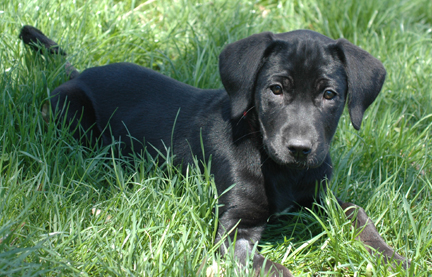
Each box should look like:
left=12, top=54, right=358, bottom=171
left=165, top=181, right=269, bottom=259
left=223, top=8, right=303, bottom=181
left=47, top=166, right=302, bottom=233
left=263, top=165, right=325, bottom=214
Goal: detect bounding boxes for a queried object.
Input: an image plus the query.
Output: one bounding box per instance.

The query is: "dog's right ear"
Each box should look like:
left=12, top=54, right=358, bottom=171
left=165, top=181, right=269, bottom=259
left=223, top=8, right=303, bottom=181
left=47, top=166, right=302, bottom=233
left=219, top=32, right=275, bottom=119
left=335, top=39, right=386, bottom=130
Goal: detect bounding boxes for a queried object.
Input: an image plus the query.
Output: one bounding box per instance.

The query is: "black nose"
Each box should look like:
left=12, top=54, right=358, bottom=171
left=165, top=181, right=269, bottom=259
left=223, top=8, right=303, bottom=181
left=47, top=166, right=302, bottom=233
left=287, top=139, right=312, bottom=159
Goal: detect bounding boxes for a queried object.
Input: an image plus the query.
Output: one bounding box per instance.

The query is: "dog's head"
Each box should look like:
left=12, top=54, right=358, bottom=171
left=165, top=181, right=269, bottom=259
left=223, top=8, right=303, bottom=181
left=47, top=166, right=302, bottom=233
left=219, top=30, right=386, bottom=168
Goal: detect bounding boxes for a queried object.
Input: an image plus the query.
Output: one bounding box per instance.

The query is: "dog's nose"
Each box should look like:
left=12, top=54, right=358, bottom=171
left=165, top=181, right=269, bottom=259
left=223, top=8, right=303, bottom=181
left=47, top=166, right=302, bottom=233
left=287, top=139, right=312, bottom=159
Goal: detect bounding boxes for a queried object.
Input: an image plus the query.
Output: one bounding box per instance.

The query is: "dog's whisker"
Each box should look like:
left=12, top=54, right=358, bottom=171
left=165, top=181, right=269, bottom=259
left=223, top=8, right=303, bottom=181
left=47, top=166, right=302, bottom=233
left=260, top=156, right=271, bottom=167
left=236, top=106, right=256, bottom=126
left=233, top=131, right=261, bottom=143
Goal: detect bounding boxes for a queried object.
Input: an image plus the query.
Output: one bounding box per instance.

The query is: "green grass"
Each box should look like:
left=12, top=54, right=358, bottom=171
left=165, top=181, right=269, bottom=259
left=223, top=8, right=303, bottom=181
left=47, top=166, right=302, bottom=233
left=1, top=0, right=431, bottom=276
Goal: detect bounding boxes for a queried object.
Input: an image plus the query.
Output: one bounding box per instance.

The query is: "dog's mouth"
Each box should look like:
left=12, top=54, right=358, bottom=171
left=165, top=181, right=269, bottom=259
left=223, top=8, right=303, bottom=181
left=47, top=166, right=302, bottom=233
left=263, top=143, right=326, bottom=169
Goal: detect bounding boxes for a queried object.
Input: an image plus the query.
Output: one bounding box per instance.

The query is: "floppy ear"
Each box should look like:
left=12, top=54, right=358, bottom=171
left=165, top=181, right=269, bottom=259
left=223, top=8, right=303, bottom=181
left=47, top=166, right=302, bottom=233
left=335, top=39, right=386, bottom=130
left=219, top=32, right=275, bottom=118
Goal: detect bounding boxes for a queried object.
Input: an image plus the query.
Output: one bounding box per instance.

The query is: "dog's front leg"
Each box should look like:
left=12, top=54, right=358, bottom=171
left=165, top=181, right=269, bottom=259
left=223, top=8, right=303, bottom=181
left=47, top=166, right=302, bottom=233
left=339, top=201, right=410, bottom=268
left=216, top=214, right=293, bottom=277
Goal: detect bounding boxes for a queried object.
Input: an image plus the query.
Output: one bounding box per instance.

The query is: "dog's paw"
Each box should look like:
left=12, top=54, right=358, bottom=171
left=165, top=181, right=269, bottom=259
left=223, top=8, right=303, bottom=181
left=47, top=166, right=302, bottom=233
left=41, top=101, right=50, bottom=123
left=206, top=261, right=225, bottom=277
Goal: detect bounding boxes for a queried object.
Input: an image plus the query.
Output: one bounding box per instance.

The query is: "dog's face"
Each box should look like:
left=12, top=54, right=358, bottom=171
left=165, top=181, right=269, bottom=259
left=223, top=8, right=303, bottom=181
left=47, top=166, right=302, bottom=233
left=219, top=30, right=386, bottom=168
left=254, top=40, right=347, bottom=167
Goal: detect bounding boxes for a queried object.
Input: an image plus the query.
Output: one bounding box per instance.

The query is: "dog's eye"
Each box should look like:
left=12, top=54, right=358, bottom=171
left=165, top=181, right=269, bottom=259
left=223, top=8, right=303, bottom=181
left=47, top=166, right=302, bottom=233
left=323, top=90, right=337, bottom=100
left=270, top=85, right=283, bottom=95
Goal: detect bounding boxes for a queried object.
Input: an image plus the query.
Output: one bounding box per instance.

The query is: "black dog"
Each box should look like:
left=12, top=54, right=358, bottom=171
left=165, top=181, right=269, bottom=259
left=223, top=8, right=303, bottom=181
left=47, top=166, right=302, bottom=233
left=20, top=25, right=408, bottom=276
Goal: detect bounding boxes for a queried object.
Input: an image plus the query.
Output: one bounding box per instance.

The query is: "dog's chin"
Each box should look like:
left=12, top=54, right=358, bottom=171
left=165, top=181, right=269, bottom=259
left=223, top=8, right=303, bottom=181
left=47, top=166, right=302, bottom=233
left=265, top=147, right=324, bottom=169
left=286, top=161, right=322, bottom=169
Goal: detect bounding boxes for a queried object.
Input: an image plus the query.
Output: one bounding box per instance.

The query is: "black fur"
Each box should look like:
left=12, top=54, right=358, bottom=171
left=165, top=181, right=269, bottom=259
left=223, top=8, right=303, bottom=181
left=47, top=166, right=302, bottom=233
left=20, top=25, right=408, bottom=276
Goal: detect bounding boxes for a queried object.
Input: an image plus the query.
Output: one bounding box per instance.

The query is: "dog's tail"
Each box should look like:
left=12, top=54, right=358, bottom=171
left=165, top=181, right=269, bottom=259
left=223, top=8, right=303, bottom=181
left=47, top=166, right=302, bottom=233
left=19, top=25, right=79, bottom=79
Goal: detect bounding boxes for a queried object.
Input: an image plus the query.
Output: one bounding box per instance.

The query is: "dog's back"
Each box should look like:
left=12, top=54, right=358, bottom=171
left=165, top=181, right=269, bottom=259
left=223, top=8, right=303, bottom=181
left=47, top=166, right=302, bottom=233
left=19, top=25, right=231, bottom=158
left=55, top=62, right=230, bottom=157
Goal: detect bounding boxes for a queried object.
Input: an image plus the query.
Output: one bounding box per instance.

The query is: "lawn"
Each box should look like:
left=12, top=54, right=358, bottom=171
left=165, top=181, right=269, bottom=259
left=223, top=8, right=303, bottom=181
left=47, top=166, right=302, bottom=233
left=1, top=0, right=431, bottom=276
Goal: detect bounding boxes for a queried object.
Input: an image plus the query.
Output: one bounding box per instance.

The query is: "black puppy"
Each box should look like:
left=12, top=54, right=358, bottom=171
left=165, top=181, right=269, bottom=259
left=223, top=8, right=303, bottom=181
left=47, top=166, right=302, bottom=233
left=20, top=25, right=408, bottom=276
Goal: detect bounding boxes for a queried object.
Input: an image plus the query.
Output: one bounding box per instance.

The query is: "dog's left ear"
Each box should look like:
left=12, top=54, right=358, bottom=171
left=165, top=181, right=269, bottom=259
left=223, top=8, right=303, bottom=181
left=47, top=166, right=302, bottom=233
left=335, top=39, right=386, bottom=130
left=219, top=32, right=275, bottom=119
